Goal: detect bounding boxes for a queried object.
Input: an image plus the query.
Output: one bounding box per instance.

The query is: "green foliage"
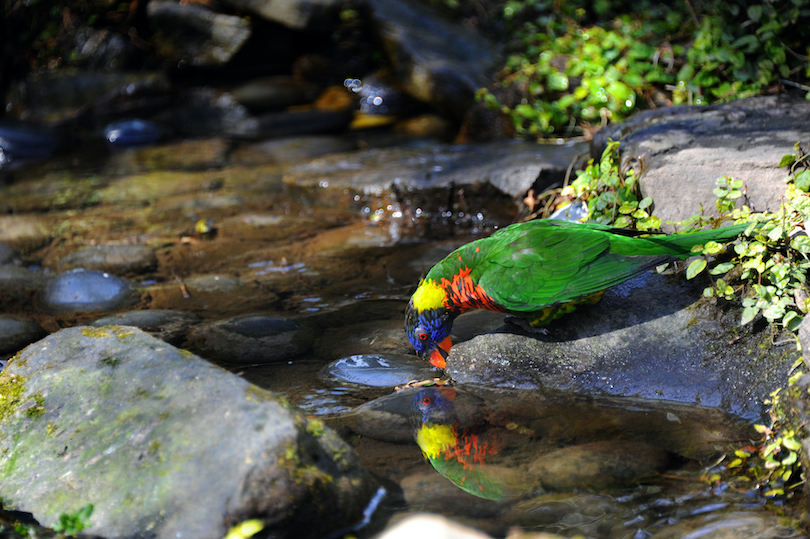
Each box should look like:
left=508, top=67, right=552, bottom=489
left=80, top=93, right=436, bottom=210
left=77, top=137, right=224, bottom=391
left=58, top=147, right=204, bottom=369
left=704, top=363, right=805, bottom=500
left=476, top=0, right=810, bottom=138
left=52, top=503, right=93, bottom=536
left=539, top=139, right=660, bottom=230
left=686, top=143, right=810, bottom=338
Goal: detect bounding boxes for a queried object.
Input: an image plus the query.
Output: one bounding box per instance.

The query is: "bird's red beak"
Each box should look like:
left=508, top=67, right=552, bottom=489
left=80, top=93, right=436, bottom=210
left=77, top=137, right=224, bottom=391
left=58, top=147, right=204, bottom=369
left=429, top=336, right=453, bottom=369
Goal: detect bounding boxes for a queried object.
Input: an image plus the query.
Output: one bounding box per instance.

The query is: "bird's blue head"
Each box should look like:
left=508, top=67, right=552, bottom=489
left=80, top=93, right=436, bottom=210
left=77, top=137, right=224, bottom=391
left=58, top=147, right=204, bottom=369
left=405, top=296, right=453, bottom=369
left=410, top=387, right=458, bottom=429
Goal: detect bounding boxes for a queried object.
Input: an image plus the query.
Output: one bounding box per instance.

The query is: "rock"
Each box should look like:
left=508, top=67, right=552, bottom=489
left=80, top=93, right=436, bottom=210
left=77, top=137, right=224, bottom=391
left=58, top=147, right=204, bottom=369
left=104, top=119, right=164, bottom=146
left=369, top=0, right=499, bottom=119
left=40, top=269, right=135, bottom=313
left=0, top=215, right=51, bottom=251
left=185, top=314, right=311, bottom=365
left=103, top=138, right=231, bottom=174
left=153, top=88, right=252, bottom=138
left=231, top=135, right=357, bottom=167
left=219, top=0, right=340, bottom=31
left=340, top=389, right=414, bottom=444
left=648, top=512, right=802, bottom=539
left=58, top=244, right=158, bottom=274
left=0, top=242, right=18, bottom=264
left=0, top=265, right=44, bottom=302
left=528, top=441, right=670, bottom=491
left=184, top=274, right=241, bottom=292
left=0, top=120, right=63, bottom=160
left=148, top=0, right=252, bottom=67
left=4, top=70, right=170, bottom=126
left=0, top=326, right=379, bottom=538
left=89, top=309, right=201, bottom=344
left=321, top=353, right=438, bottom=387
left=445, top=272, right=796, bottom=421
left=377, top=513, right=496, bottom=539
left=282, top=140, right=586, bottom=215
left=0, top=316, right=46, bottom=355
left=228, top=109, right=354, bottom=139
left=231, top=76, right=321, bottom=112
left=593, top=94, right=810, bottom=227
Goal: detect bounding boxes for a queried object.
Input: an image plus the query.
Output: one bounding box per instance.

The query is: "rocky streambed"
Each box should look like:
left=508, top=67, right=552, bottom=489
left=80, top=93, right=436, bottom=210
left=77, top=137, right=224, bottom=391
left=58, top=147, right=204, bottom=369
left=1, top=88, right=810, bottom=539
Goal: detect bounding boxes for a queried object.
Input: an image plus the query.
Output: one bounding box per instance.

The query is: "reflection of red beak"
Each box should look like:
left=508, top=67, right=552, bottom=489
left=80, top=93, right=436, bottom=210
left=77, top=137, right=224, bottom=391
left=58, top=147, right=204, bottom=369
left=429, top=336, right=453, bottom=369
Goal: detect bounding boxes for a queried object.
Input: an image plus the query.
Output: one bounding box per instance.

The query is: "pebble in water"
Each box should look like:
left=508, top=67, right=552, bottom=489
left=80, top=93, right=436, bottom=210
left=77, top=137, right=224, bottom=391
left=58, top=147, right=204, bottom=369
left=105, top=119, right=164, bottom=147
left=90, top=309, right=201, bottom=344
left=322, top=353, right=437, bottom=387
left=185, top=314, right=311, bottom=365
left=0, top=316, right=47, bottom=355
left=58, top=244, right=158, bottom=274
left=40, top=269, right=133, bottom=313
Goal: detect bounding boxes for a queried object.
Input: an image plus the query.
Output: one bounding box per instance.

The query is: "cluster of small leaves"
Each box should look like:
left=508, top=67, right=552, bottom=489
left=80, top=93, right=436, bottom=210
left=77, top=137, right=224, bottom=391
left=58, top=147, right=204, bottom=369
left=475, top=0, right=810, bottom=138
left=52, top=503, right=93, bottom=537
left=680, top=2, right=810, bottom=103
left=558, top=139, right=661, bottom=230
left=704, top=365, right=806, bottom=499
left=480, top=12, right=678, bottom=136
left=687, top=143, right=810, bottom=336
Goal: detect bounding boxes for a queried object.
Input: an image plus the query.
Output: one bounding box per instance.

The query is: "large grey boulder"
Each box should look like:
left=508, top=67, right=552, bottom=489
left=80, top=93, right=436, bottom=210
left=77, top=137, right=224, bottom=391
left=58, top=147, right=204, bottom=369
left=593, top=94, right=810, bottom=226
left=444, top=272, right=797, bottom=421
left=0, top=326, right=378, bottom=539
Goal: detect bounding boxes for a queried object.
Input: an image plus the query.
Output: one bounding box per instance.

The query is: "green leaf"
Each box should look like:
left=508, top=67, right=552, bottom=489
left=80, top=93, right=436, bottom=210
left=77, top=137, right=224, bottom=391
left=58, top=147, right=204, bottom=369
left=686, top=258, right=707, bottom=280
left=795, top=169, right=810, bottom=192
left=779, top=154, right=797, bottom=168
left=741, top=305, right=759, bottom=325
left=709, top=262, right=735, bottom=275
left=791, top=235, right=810, bottom=253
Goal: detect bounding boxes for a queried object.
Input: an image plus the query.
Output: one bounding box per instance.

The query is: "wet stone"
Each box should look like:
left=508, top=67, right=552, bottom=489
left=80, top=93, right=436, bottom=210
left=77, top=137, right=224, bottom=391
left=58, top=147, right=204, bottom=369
left=0, top=242, right=19, bottom=264
left=322, top=353, right=437, bottom=387
left=340, top=389, right=414, bottom=444
left=105, top=119, right=164, bottom=147
left=58, top=244, right=158, bottom=274
left=0, top=316, right=47, bottom=355
left=184, top=274, right=241, bottom=292
left=0, top=265, right=45, bottom=299
left=528, top=441, right=670, bottom=492
left=185, top=314, right=311, bottom=365
left=40, top=269, right=134, bottom=313
left=89, top=309, right=201, bottom=344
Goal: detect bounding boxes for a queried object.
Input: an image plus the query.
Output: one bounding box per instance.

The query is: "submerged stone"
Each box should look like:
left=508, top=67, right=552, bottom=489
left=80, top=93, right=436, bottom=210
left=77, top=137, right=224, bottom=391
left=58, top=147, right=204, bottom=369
left=89, top=309, right=201, bottom=344
left=104, top=119, right=164, bottom=146
left=40, top=269, right=134, bottom=313
left=0, top=326, right=379, bottom=538
left=0, top=265, right=45, bottom=300
left=185, top=314, right=311, bottom=365
left=0, top=242, right=19, bottom=264
left=322, top=353, right=437, bottom=387
left=58, top=243, right=158, bottom=274
left=0, top=316, right=46, bottom=355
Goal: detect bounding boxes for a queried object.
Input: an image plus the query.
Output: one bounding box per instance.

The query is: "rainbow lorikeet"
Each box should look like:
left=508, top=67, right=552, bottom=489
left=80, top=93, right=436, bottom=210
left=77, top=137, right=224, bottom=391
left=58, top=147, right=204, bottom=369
left=410, top=386, right=531, bottom=500
left=405, top=219, right=749, bottom=368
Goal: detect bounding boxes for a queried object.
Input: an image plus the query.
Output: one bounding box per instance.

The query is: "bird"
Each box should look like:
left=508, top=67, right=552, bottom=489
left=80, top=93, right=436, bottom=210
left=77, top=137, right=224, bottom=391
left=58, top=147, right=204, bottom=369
left=409, top=386, right=532, bottom=500
left=405, top=219, right=750, bottom=368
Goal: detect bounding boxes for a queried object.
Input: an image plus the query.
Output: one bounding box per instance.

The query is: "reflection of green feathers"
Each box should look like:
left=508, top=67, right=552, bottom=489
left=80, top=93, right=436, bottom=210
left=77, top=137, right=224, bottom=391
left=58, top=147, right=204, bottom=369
left=411, top=388, right=519, bottom=501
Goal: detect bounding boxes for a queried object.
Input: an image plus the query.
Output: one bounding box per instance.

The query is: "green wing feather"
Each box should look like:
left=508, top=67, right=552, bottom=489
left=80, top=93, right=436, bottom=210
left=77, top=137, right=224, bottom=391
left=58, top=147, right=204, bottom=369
left=472, top=219, right=748, bottom=312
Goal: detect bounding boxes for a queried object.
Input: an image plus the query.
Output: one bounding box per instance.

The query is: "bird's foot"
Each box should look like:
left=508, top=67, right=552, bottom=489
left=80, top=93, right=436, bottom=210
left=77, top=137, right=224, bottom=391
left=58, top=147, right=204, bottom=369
left=504, top=316, right=550, bottom=334
left=395, top=377, right=453, bottom=392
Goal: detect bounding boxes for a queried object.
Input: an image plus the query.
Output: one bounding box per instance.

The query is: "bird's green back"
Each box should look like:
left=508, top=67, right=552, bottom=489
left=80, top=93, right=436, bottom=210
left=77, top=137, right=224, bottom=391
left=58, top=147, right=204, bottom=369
left=427, top=219, right=748, bottom=313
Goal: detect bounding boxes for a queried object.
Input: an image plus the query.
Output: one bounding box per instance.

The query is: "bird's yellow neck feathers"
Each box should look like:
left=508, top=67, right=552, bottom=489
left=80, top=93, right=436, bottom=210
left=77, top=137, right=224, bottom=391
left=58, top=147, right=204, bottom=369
left=412, top=279, right=446, bottom=312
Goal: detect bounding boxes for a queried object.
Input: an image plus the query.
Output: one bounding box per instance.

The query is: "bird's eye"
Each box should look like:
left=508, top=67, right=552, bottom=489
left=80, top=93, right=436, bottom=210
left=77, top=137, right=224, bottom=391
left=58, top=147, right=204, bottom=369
left=422, top=397, right=432, bottom=405
left=418, top=332, right=428, bottom=341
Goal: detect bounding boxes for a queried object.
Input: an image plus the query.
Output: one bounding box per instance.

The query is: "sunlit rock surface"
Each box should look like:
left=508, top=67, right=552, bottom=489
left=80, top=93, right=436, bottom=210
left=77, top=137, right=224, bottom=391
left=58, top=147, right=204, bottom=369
left=445, top=272, right=796, bottom=420
left=0, top=327, right=378, bottom=539
left=593, top=94, right=810, bottom=227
